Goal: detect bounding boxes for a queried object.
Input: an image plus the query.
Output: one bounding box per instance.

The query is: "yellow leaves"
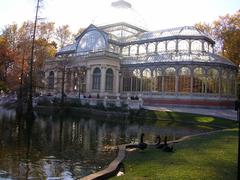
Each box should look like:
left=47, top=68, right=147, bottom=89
left=195, top=9, right=240, bottom=66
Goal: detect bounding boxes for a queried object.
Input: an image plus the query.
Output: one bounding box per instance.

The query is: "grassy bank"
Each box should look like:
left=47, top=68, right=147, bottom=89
left=112, top=128, right=238, bottom=180
left=129, top=109, right=237, bottom=128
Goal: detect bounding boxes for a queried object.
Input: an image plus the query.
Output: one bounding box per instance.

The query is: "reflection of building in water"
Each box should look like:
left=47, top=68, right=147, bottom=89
left=0, top=108, right=16, bottom=120
left=40, top=0, right=237, bottom=108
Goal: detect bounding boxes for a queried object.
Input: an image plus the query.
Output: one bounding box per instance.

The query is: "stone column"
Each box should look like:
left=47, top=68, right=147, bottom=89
left=155, top=42, right=158, bottom=53
left=100, top=66, right=106, bottom=95
left=71, top=70, right=75, bottom=92
left=114, top=69, right=119, bottom=94
left=175, top=40, right=178, bottom=53
left=64, top=68, right=68, bottom=92
left=189, top=40, right=192, bottom=53
left=86, top=67, right=91, bottom=94
left=201, top=41, right=204, bottom=52
left=57, top=71, right=62, bottom=91
left=146, top=43, right=149, bottom=54
left=120, top=72, right=123, bottom=92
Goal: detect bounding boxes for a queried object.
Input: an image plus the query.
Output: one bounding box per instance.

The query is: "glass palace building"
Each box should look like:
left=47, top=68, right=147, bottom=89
left=42, top=0, right=237, bottom=107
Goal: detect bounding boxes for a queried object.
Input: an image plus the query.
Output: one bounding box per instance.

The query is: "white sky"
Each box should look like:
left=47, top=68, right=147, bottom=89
left=0, top=0, right=239, bottom=33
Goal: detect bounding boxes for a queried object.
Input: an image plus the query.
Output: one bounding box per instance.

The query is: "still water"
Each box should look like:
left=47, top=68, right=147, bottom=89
left=0, top=107, right=214, bottom=179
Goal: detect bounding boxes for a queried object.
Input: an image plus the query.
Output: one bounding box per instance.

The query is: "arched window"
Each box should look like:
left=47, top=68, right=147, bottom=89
left=48, top=71, right=54, bottom=89
left=130, top=45, right=137, bottom=56
left=178, top=40, right=189, bottom=52
left=167, top=41, right=176, bottom=51
left=153, top=68, right=162, bottom=92
left=77, top=30, right=106, bottom=52
left=142, top=68, right=151, bottom=91
left=122, top=46, right=129, bottom=56
left=191, top=40, right=202, bottom=51
left=204, top=42, right=209, bottom=52
left=115, top=46, right=120, bottom=54
left=132, top=69, right=141, bottom=91
left=193, top=68, right=205, bottom=93
left=221, top=70, right=228, bottom=95
left=207, top=69, right=219, bottom=94
left=158, top=42, right=165, bottom=52
left=139, top=44, right=146, bottom=55
left=105, top=68, right=113, bottom=91
left=178, top=67, right=191, bottom=93
left=92, top=68, right=101, bottom=90
left=164, top=67, right=176, bottom=92
left=209, top=44, right=213, bottom=53
left=148, top=43, right=155, bottom=53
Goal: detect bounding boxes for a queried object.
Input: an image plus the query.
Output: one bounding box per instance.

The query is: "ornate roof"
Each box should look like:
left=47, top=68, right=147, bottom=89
left=121, top=52, right=236, bottom=67
left=105, top=25, right=214, bottom=44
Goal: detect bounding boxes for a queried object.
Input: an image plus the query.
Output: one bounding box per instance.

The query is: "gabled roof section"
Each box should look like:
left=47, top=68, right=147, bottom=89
left=57, top=24, right=109, bottom=56
left=99, top=22, right=147, bottom=42
left=75, top=24, right=108, bottom=42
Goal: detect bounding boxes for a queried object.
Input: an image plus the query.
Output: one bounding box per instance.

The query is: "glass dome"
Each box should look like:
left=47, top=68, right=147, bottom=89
left=93, top=0, right=146, bottom=29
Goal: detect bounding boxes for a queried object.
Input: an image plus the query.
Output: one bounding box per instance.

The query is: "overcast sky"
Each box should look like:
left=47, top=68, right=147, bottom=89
left=0, top=0, right=239, bottom=33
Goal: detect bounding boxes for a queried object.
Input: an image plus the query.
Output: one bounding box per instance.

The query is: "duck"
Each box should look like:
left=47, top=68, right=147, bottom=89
left=162, top=136, right=174, bottom=152
left=155, top=136, right=164, bottom=149
left=138, top=133, right=147, bottom=150
left=163, top=143, right=174, bottom=152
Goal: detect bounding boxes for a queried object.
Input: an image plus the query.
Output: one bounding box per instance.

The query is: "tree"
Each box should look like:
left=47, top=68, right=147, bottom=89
left=213, top=10, right=240, bottom=66
left=0, top=36, right=17, bottom=91
left=0, top=21, right=57, bottom=94
left=195, top=9, right=240, bottom=66
left=1, top=24, right=18, bottom=51
left=55, top=25, right=72, bottom=49
left=37, top=22, right=55, bottom=41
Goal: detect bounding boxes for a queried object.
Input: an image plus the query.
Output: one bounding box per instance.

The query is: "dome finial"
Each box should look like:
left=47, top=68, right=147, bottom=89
left=111, top=0, right=132, bottom=9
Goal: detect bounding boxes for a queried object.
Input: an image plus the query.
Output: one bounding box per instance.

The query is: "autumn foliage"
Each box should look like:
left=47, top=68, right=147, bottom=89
left=195, top=10, right=240, bottom=66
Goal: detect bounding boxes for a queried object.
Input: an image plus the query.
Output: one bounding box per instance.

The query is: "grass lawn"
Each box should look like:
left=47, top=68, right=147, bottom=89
left=112, top=128, right=238, bottom=180
left=111, top=110, right=238, bottom=180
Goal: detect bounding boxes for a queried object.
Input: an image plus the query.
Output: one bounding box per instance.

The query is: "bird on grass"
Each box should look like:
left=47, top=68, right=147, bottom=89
left=162, top=136, right=174, bottom=152
left=138, top=133, right=147, bottom=150
left=163, top=143, right=174, bottom=152
left=155, top=136, right=164, bottom=149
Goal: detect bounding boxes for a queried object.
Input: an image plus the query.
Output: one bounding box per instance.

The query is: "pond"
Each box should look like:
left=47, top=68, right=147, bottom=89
left=0, top=107, right=216, bottom=179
